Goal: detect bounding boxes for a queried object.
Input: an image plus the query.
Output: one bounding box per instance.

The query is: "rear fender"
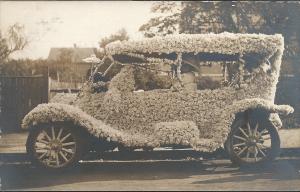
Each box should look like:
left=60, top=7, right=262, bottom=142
left=225, top=98, right=294, bottom=130
left=209, top=98, right=294, bottom=151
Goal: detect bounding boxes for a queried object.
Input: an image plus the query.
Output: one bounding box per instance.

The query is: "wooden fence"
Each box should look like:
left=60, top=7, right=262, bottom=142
left=49, top=77, right=83, bottom=99
left=0, top=74, right=49, bottom=133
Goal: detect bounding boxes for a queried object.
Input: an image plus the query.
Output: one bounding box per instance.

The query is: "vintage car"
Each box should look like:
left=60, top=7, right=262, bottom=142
left=22, top=33, right=294, bottom=169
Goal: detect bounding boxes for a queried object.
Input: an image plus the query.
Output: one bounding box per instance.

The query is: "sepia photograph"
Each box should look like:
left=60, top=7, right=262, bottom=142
left=1, top=0, right=300, bottom=191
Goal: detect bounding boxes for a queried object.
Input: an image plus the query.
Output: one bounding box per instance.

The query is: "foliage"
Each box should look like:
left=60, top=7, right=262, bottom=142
left=180, top=1, right=236, bottom=34
left=0, top=23, right=28, bottom=62
left=1, top=59, right=47, bottom=76
left=0, top=23, right=29, bottom=77
left=141, top=1, right=300, bottom=45
left=1, top=50, right=80, bottom=80
left=139, top=2, right=181, bottom=38
left=0, top=32, right=9, bottom=62
left=99, top=28, right=129, bottom=49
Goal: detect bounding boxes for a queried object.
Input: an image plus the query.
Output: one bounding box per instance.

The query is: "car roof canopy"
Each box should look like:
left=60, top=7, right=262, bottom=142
left=93, top=33, right=284, bottom=79
left=105, top=32, right=284, bottom=57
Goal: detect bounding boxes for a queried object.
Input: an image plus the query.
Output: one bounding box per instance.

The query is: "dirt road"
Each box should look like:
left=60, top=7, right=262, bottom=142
left=1, top=157, right=300, bottom=191
left=1, top=129, right=300, bottom=190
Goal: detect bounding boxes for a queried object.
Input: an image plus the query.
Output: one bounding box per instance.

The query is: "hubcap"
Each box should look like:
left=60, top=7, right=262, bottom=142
left=232, top=121, right=271, bottom=163
left=34, top=126, right=76, bottom=168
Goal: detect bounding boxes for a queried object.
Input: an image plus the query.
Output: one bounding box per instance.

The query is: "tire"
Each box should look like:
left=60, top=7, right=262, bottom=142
left=26, top=122, right=87, bottom=170
left=225, top=111, right=280, bottom=166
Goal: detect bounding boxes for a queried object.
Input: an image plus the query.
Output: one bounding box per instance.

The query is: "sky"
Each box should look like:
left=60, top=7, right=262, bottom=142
left=0, top=1, right=154, bottom=59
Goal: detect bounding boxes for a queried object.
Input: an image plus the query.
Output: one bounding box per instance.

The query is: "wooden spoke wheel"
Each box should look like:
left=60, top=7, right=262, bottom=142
left=27, top=123, right=85, bottom=169
left=225, top=113, right=280, bottom=166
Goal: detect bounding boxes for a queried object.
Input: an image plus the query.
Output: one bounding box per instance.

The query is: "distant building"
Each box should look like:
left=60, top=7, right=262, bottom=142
left=47, top=44, right=97, bottom=82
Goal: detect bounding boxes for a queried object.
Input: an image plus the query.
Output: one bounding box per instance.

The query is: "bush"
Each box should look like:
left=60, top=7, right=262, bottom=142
left=1, top=59, right=47, bottom=76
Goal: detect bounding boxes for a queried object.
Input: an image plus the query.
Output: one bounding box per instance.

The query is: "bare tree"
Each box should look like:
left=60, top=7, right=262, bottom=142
left=0, top=23, right=28, bottom=62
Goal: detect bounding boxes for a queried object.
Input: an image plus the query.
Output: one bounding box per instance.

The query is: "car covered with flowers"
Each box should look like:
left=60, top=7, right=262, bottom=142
left=22, top=32, right=294, bottom=169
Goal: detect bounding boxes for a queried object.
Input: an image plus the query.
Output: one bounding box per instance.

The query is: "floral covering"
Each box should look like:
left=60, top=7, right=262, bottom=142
left=22, top=33, right=294, bottom=152
left=50, top=93, right=78, bottom=105
left=106, top=32, right=283, bottom=56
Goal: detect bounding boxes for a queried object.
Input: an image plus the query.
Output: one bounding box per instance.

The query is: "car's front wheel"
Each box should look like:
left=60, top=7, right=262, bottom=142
left=26, top=122, right=86, bottom=169
left=225, top=112, right=280, bottom=166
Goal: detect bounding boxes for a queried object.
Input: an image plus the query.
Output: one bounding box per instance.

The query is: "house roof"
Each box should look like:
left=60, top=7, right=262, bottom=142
left=47, top=47, right=97, bottom=63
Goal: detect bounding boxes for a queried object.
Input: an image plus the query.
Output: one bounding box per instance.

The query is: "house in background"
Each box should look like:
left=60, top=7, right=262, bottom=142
left=47, top=44, right=97, bottom=82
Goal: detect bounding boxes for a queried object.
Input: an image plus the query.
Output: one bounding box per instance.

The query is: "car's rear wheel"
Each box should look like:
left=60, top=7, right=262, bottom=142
left=225, top=111, right=280, bottom=166
left=26, top=122, right=85, bottom=169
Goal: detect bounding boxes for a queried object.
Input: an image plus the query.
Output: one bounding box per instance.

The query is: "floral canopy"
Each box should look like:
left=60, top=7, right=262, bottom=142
left=92, top=33, right=284, bottom=81
left=105, top=32, right=283, bottom=57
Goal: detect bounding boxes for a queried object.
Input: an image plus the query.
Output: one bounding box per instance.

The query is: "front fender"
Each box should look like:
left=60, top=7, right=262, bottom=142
left=22, top=103, right=94, bottom=130
left=22, top=103, right=124, bottom=141
left=21, top=103, right=156, bottom=148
